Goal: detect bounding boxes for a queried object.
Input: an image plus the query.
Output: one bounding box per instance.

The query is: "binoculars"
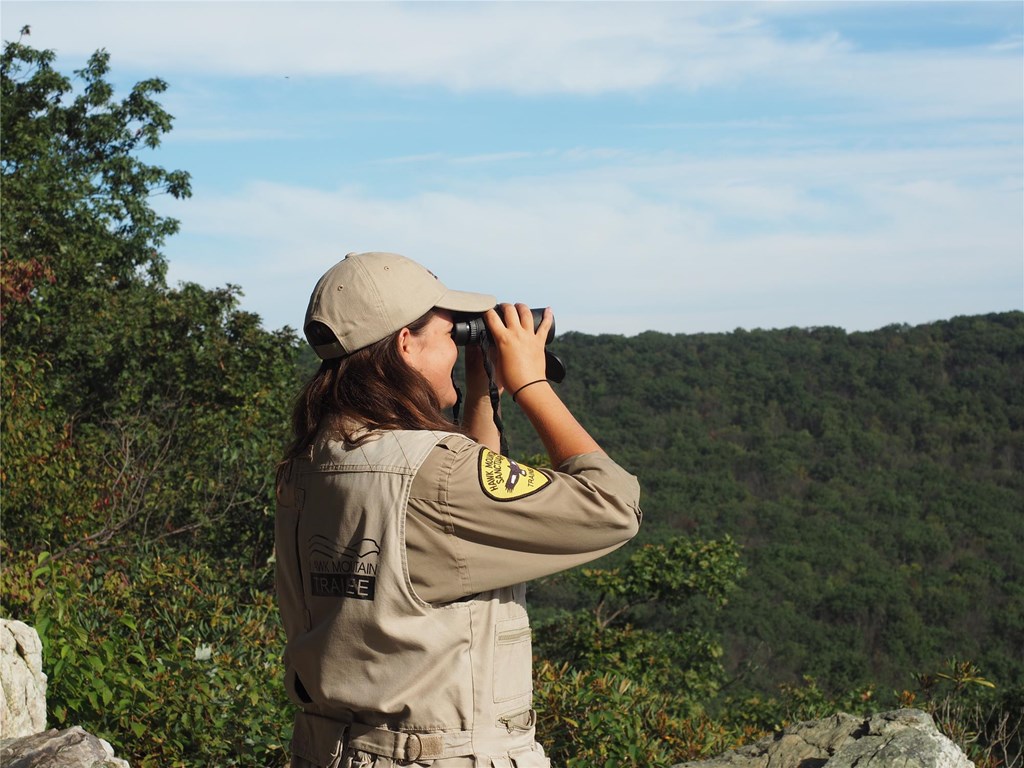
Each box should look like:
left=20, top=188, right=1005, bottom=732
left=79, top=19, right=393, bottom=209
left=451, top=307, right=566, bottom=383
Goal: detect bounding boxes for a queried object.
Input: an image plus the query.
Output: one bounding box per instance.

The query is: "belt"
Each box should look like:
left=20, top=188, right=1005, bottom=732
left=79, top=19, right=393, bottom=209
left=348, top=721, right=474, bottom=761
left=292, top=711, right=475, bottom=762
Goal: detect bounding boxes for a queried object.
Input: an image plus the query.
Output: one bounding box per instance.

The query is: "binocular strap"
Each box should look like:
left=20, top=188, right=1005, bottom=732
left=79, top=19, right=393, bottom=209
left=478, top=334, right=510, bottom=457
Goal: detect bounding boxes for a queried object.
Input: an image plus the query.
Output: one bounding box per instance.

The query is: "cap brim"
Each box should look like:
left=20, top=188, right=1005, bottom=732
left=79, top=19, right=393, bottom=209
left=434, top=288, right=497, bottom=314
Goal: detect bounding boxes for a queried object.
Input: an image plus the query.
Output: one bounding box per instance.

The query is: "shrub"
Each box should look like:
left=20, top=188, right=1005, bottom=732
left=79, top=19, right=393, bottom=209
left=2, top=546, right=293, bottom=767
left=534, top=659, right=751, bottom=768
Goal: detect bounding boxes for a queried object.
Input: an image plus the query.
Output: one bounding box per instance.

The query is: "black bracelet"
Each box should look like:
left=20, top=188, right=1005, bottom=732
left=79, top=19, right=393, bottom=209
left=512, top=379, right=547, bottom=402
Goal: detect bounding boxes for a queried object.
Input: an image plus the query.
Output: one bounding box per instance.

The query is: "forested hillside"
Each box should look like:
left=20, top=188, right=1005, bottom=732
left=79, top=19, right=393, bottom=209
left=2, top=36, right=1020, bottom=767
left=503, top=315, right=1024, bottom=697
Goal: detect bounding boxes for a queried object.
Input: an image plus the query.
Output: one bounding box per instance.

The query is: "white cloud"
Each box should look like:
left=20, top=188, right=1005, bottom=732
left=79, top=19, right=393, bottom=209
left=5, top=3, right=759, bottom=89
left=160, top=141, right=1023, bottom=335
left=7, top=1, right=1019, bottom=336
left=4, top=0, right=1018, bottom=112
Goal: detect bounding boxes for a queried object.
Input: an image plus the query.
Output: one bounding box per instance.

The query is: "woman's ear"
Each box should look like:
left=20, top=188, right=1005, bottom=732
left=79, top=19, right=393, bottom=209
left=396, top=326, right=415, bottom=361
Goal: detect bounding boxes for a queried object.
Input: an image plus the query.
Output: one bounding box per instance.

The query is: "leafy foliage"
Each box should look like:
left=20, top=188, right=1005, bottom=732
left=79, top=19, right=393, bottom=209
left=898, top=660, right=1023, bottom=768
left=2, top=32, right=189, bottom=381
left=2, top=546, right=293, bottom=767
left=534, top=535, right=744, bottom=709
left=534, top=659, right=749, bottom=767
left=2, top=35, right=300, bottom=766
left=505, top=315, right=1024, bottom=698
left=1, top=33, right=300, bottom=566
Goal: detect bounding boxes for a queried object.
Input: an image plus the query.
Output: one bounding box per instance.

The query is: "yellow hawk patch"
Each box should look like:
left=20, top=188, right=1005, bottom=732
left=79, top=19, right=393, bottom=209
left=477, top=449, right=551, bottom=501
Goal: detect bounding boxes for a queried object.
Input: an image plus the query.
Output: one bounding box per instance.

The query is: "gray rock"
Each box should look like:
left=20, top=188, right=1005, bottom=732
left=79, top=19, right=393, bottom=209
left=674, top=710, right=972, bottom=768
left=1, top=726, right=131, bottom=768
left=1, top=618, right=47, bottom=739
left=1, top=621, right=131, bottom=767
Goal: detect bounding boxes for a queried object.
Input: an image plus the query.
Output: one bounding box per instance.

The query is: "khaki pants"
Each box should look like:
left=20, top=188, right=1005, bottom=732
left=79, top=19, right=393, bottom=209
left=290, top=742, right=550, bottom=768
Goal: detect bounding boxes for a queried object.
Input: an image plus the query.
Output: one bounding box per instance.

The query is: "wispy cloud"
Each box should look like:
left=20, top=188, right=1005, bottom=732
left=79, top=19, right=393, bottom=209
left=6, top=1, right=1020, bottom=336
left=8, top=1, right=1019, bottom=105
left=160, top=138, right=1022, bottom=334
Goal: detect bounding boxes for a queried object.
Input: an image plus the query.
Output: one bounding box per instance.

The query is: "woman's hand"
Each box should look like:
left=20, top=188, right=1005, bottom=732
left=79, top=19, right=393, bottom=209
left=483, top=303, right=601, bottom=465
left=462, top=343, right=502, bottom=452
left=464, top=344, right=500, bottom=398
left=483, top=303, right=553, bottom=393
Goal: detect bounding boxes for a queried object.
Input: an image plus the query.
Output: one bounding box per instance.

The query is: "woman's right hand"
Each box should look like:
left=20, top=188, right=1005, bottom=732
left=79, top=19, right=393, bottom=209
left=485, top=303, right=601, bottom=464
left=483, top=303, right=553, bottom=393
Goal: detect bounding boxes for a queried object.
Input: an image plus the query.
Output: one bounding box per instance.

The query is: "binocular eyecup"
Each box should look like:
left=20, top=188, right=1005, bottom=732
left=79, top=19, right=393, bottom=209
left=451, top=307, right=566, bottom=383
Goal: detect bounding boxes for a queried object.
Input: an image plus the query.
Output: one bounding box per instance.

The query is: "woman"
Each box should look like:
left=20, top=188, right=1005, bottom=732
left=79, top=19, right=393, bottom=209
left=276, top=251, right=641, bottom=768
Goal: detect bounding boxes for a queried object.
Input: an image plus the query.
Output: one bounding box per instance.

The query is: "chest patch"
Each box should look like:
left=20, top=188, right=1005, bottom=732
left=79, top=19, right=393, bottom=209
left=478, top=448, right=551, bottom=501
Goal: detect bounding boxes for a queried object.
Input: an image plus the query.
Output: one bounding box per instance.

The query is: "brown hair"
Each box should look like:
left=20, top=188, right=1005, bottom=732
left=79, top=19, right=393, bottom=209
left=280, top=310, right=459, bottom=466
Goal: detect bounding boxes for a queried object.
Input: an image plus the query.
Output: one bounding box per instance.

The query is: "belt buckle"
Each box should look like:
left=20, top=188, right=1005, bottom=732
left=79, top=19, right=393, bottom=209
left=403, top=732, right=423, bottom=762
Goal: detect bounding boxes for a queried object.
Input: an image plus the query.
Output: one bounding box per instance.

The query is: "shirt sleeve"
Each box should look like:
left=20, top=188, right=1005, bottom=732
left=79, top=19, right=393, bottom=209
left=406, top=434, right=642, bottom=603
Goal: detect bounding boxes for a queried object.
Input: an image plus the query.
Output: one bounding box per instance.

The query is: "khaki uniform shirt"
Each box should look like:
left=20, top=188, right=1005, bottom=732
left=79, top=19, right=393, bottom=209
left=278, top=429, right=641, bottom=768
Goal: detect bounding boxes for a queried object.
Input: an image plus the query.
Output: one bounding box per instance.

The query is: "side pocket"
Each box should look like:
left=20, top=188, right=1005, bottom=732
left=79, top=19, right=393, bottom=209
left=493, top=616, right=533, bottom=703
left=498, top=708, right=536, bottom=733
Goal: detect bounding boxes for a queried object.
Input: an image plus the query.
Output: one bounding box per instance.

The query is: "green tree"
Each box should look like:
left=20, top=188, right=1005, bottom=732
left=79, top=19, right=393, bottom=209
left=2, top=36, right=299, bottom=765
left=2, top=34, right=300, bottom=562
left=534, top=536, right=745, bottom=708
left=532, top=535, right=746, bottom=766
left=2, top=29, right=189, bottom=387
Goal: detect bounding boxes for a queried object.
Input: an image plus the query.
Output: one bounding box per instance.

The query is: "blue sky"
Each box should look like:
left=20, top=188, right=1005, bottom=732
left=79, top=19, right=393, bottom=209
left=3, top=1, right=1022, bottom=336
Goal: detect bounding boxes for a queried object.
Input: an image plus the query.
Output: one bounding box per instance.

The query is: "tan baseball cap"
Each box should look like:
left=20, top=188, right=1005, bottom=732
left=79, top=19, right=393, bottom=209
left=304, top=251, right=496, bottom=359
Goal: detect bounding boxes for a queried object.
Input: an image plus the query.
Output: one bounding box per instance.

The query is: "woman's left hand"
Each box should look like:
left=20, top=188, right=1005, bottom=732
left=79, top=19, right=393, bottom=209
left=464, top=343, right=503, bottom=396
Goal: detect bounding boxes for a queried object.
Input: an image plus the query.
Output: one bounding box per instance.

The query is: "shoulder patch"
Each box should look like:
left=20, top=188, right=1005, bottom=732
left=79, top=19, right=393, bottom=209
left=477, top=448, right=551, bottom=501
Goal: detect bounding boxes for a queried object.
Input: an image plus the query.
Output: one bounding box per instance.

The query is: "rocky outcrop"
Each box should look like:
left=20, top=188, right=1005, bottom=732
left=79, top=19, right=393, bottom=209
left=1, top=618, right=47, bottom=738
left=1, top=726, right=130, bottom=768
left=1, top=618, right=972, bottom=768
left=1, top=619, right=131, bottom=767
left=674, top=709, right=972, bottom=768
